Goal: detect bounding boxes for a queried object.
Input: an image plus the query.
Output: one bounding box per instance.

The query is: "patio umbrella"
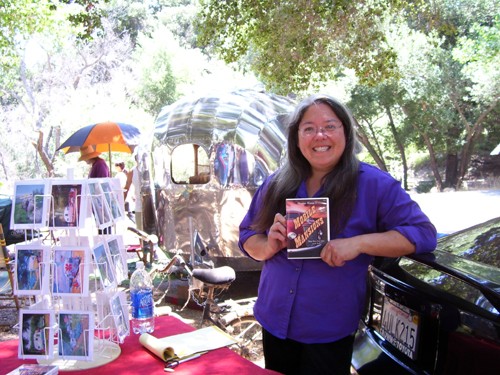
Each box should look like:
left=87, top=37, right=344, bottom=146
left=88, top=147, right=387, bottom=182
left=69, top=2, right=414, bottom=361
left=57, top=121, right=141, bottom=169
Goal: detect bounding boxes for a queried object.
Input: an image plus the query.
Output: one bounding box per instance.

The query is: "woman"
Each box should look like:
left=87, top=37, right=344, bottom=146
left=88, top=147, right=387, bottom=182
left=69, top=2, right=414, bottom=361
left=239, top=94, right=437, bottom=374
left=79, top=145, right=110, bottom=178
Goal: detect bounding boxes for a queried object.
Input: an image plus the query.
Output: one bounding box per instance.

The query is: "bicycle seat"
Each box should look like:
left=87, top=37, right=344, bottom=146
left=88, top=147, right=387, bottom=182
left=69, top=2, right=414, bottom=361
left=192, top=266, right=236, bottom=285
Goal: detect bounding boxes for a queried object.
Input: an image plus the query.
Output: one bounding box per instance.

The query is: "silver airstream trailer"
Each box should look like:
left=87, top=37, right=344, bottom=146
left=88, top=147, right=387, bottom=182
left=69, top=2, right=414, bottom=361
left=143, top=89, right=296, bottom=272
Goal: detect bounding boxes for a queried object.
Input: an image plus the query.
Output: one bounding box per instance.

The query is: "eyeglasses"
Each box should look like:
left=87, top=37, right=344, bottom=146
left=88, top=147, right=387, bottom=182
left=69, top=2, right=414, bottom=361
left=298, top=123, right=343, bottom=138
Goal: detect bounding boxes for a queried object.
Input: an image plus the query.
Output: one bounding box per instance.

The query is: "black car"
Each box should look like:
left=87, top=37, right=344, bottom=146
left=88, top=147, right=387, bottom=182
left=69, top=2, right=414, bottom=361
left=352, top=217, right=500, bottom=374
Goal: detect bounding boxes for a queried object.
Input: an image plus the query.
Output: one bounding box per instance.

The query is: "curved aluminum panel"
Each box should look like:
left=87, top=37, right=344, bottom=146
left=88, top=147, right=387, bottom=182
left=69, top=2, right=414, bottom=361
left=149, top=89, right=296, bottom=271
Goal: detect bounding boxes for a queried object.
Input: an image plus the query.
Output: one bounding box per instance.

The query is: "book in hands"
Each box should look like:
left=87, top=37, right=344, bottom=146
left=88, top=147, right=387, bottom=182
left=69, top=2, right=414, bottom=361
left=286, top=197, right=329, bottom=259
left=139, top=325, right=237, bottom=363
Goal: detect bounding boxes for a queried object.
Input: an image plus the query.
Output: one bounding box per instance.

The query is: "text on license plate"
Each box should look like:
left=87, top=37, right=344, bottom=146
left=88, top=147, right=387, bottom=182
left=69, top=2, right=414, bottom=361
left=379, top=297, right=420, bottom=360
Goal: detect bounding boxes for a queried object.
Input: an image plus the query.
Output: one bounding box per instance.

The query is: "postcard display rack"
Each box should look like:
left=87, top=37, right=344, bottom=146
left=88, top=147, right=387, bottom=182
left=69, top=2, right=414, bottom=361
left=9, top=177, right=131, bottom=371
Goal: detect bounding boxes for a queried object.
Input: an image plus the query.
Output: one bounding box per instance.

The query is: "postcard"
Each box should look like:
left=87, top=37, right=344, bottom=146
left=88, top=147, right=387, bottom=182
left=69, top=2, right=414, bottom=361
left=109, top=291, right=129, bottom=343
left=14, top=245, right=50, bottom=296
left=100, top=180, right=124, bottom=222
left=92, top=242, right=116, bottom=289
left=87, top=180, right=112, bottom=229
left=11, top=180, right=49, bottom=229
left=58, top=311, right=94, bottom=360
left=6, top=363, right=58, bottom=375
left=105, top=235, right=127, bottom=284
left=52, top=247, right=89, bottom=296
left=95, top=291, right=113, bottom=334
left=109, top=177, right=125, bottom=215
left=18, top=310, right=55, bottom=359
left=47, top=180, right=87, bottom=229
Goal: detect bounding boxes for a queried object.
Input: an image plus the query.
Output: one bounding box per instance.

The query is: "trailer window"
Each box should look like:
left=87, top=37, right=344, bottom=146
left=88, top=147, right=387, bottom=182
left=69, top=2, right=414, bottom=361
left=171, top=144, right=210, bottom=184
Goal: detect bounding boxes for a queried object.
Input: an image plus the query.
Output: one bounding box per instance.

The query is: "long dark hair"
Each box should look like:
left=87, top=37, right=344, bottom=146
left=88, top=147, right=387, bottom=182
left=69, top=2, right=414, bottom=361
left=251, top=94, right=360, bottom=235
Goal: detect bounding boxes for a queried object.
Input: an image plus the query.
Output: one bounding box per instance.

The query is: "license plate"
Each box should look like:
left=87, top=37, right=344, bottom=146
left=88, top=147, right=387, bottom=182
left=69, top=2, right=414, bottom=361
left=379, top=296, right=420, bottom=360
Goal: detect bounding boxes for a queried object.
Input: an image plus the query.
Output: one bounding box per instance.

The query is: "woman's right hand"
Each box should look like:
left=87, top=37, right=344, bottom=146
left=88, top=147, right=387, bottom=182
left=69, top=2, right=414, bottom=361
left=268, top=213, right=287, bottom=253
left=242, top=213, right=287, bottom=261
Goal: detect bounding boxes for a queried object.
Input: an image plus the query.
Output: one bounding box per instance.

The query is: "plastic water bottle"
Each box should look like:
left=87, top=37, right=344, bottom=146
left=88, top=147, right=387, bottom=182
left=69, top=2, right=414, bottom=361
left=130, top=261, right=155, bottom=334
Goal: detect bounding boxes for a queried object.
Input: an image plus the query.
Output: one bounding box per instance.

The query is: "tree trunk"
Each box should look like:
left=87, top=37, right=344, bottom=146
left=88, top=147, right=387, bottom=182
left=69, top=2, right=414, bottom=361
left=450, top=95, right=497, bottom=189
left=386, top=107, right=408, bottom=190
left=32, top=131, right=55, bottom=177
left=422, top=133, right=443, bottom=191
left=444, top=153, right=458, bottom=188
left=355, top=129, right=388, bottom=171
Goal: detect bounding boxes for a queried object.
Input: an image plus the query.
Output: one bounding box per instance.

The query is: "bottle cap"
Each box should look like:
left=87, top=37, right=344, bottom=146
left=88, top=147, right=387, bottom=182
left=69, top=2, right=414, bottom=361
left=136, top=261, right=145, bottom=269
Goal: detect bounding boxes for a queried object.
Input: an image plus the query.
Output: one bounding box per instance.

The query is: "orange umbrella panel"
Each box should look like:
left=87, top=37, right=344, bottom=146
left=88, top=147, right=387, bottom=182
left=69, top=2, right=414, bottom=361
left=58, top=122, right=141, bottom=154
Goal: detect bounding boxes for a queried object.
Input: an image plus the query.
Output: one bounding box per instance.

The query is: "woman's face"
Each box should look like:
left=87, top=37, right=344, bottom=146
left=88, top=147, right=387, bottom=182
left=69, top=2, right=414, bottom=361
left=297, top=102, right=346, bottom=175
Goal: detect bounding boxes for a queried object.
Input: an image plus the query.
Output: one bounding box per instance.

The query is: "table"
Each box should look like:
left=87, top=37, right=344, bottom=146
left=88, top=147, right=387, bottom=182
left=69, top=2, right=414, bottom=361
left=1, top=315, right=279, bottom=375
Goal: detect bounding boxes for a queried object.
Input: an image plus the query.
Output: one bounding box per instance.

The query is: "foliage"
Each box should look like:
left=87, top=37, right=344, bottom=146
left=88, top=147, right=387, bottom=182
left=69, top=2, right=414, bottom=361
left=0, top=17, right=152, bottom=186
left=0, top=0, right=56, bottom=71
left=104, top=0, right=153, bottom=45
left=452, top=18, right=500, bottom=103
left=0, top=0, right=498, bottom=194
left=155, top=0, right=199, bottom=49
left=59, top=0, right=112, bottom=40
left=195, top=0, right=424, bottom=95
left=133, top=27, right=179, bottom=115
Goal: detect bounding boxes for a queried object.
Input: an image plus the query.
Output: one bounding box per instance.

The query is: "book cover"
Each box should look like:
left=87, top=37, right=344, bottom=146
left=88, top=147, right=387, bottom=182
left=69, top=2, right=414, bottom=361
left=286, top=197, right=329, bottom=259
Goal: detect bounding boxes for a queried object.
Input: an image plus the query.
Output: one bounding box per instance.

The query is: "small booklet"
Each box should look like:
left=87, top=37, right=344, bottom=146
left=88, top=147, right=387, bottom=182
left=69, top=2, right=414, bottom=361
left=139, top=325, right=237, bottom=363
left=7, top=364, right=58, bottom=375
left=286, top=197, right=330, bottom=259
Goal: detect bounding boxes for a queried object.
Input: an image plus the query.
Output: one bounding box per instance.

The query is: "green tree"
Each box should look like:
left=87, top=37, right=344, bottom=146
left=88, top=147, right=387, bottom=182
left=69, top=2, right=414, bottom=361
left=349, top=82, right=413, bottom=189
left=397, top=3, right=499, bottom=190
left=0, top=0, right=55, bottom=70
left=133, top=27, right=179, bottom=115
left=195, top=0, right=418, bottom=95
left=0, top=17, right=149, bottom=181
left=59, top=0, right=112, bottom=40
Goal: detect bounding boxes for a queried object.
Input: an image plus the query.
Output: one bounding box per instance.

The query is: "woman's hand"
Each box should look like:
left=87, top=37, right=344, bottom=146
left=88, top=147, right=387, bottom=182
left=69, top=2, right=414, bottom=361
left=268, top=213, right=287, bottom=252
left=320, top=231, right=416, bottom=267
left=242, top=213, right=287, bottom=261
left=320, top=238, right=361, bottom=267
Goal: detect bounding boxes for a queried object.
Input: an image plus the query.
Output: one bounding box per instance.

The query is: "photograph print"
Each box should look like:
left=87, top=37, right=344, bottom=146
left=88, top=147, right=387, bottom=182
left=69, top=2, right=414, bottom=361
left=14, top=244, right=50, bottom=296
left=11, top=180, right=49, bottom=229
left=105, top=235, right=127, bottom=284
left=87, top=180, right=112, bottom=229
left=92, top=242, right=116, bottom=289
left=18, top=310, right=55, bottom=359
left=58, top=311, right=94, bottom=360
left=48, top=180, right=87, bottom=228
left=109, top=291, right=129, bottom=343
left=109, top=177, right=126, bottom=214
left=52, top=247, right=89, bottom=296
left=100, top=180, right=124, bottom=221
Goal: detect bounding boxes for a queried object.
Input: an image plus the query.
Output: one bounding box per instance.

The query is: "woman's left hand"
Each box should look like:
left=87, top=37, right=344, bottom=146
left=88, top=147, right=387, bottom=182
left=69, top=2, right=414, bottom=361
left=320, top=231, right=416, bottom=267
left=320, top=238, right=360, bottom=267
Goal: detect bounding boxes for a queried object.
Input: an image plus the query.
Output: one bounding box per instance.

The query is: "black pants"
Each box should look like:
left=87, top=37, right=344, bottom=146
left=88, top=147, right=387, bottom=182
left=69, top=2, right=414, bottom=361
left=98, top=226, right=111, bottom=235
left=262, top=328, right=355, bottom=375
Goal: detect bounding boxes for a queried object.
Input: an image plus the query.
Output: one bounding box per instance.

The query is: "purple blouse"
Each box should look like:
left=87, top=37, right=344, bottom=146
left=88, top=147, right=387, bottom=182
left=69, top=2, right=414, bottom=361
left=89, top=157, right=110, bottom=178
left=239, top=162, right=437, bottom=344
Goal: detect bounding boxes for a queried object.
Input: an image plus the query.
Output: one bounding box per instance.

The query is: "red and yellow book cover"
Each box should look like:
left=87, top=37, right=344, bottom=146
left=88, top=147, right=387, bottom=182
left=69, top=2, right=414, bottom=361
left=286, top=197, right=329, bottom=259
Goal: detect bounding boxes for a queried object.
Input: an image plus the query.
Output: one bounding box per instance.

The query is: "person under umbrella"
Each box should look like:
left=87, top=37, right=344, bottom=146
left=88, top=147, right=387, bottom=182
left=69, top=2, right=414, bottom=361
left=79, top=145, right=110, bottom=178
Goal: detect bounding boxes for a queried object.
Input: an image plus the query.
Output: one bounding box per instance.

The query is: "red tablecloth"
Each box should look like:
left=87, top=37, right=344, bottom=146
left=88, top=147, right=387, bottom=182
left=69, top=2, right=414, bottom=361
left=1, top=315, right=278, bottom=375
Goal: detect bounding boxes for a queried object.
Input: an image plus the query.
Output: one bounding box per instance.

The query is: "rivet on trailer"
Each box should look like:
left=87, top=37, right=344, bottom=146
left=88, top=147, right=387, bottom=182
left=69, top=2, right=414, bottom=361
left=138, top=89, right=296, bottom=276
